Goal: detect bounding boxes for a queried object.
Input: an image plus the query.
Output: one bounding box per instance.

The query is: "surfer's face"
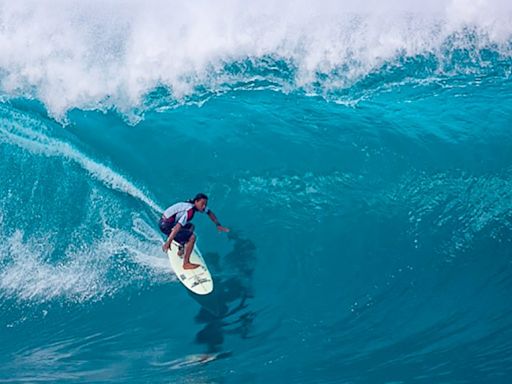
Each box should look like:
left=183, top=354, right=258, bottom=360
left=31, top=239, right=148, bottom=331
left=195, top=198, right=207, bottom=211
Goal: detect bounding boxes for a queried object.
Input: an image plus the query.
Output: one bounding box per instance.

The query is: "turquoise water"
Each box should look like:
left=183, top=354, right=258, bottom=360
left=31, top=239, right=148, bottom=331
left=1, top=2, right=512, bottom=383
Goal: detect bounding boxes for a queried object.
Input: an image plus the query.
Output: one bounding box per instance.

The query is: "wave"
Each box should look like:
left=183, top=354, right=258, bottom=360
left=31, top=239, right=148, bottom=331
left=0, top=107, right=171, bottom=304
left=0, top=106, right=163, bottom=212
left=0, top=210, right=173, bottom=304
left=1, top=1, right=511, bottom=119
left=238, top=167, right=512, bottom=259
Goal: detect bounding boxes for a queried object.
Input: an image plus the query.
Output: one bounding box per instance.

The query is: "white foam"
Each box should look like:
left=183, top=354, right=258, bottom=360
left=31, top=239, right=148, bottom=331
left=0, top=215, right=173, bottom=304
left=0, top=1, right=510, bottom=118
left=0, top=229, right=105, bottom=302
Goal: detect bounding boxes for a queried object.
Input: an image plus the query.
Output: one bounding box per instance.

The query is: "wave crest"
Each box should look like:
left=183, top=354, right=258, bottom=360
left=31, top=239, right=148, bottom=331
left=0, top=1, right=511, bottom=119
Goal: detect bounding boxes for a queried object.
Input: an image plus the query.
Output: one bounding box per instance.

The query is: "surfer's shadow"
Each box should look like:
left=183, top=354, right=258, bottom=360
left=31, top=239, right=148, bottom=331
left=192, top=231, right=257, bottom=353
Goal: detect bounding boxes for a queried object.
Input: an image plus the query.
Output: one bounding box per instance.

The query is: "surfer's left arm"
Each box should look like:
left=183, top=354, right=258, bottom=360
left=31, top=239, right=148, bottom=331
left=207, top=210, right=230, bottom=232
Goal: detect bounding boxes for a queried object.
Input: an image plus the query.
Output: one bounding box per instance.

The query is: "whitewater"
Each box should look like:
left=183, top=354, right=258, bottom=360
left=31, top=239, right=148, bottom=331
left=1, top=1, right=511, bottom=383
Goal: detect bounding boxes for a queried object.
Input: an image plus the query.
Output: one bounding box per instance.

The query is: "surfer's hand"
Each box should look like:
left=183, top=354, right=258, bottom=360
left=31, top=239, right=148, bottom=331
left=162, top=241, right=171, bottom=252
left=217, top=225, right=230, bottom=233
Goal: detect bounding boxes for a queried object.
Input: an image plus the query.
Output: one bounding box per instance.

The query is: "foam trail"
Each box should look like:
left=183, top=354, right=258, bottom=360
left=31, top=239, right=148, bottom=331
left=0, top=219, right=172, bottom=303
left=0, top=118, right=164, bottom=213
left=0, top=229, right=107, bottom=302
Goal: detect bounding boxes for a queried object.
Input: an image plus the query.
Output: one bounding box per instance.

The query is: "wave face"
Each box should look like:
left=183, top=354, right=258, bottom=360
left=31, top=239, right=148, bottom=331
left=1, top=1, right=512, bottom=383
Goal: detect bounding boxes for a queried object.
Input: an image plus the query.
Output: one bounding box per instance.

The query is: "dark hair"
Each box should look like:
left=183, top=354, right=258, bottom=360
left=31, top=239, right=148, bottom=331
left=189, top=193, right=208, bottom=203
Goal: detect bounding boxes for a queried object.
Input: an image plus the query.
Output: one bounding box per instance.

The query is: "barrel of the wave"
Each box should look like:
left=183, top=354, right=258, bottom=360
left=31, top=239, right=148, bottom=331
left=167, top=240, right=213, bottom=295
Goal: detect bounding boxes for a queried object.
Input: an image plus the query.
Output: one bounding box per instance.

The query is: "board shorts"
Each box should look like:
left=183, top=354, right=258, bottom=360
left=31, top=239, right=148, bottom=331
left=159, top=218, right=194, bottom=245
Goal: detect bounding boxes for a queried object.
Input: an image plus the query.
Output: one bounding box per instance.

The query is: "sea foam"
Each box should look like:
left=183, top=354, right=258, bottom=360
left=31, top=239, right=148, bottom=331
left=0, top=1, right=511, bottom=118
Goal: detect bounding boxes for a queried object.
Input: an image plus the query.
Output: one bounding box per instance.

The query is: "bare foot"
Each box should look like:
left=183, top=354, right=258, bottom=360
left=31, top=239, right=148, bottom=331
left=183, top=262, right=200, bottom=270
left=177, top=246, right=185, bottom=257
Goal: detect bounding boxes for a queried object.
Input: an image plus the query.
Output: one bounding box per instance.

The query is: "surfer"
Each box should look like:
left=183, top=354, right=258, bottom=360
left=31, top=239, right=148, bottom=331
left=160, top=193, right=230, bottom=269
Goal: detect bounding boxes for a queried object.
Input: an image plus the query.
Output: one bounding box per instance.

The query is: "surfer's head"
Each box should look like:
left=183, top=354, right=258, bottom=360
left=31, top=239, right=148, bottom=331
left=190, top=193, right=208, bottom=211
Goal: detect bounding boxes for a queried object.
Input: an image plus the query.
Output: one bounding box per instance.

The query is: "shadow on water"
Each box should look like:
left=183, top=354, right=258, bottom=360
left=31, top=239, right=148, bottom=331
left=190, top=230, right=257, bottom=354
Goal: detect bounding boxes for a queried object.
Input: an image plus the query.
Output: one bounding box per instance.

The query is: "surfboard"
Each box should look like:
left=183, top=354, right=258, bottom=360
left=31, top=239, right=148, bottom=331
left=167, top=240, right=213, bottom=295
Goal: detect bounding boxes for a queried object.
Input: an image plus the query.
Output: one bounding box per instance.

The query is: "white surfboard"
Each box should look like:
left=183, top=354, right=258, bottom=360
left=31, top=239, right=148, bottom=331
left=167, top=240, right=213, bottom=295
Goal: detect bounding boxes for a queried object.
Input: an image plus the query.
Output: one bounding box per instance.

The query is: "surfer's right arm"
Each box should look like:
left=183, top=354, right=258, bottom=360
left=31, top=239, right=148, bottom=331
left=162, top=223, right=182, bottom=252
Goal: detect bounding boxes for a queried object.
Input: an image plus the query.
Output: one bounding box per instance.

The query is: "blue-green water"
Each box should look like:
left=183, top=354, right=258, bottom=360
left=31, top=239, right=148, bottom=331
left=1, top=2, right=512, bottom=383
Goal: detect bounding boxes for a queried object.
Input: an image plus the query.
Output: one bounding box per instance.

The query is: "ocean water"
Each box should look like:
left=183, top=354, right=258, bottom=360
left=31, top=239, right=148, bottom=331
left=1, top=1, right=512, bottom=383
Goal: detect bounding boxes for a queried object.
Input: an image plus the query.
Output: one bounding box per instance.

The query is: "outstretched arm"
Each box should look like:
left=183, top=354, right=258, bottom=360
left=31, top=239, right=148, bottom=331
left=207, top=210, right=230, bottom=232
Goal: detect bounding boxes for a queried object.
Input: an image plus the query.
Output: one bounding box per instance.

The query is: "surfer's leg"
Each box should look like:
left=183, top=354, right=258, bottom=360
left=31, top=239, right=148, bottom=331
left=175, top=224, right=194, bottom=256
left=183, top=233, right=200, bottom=270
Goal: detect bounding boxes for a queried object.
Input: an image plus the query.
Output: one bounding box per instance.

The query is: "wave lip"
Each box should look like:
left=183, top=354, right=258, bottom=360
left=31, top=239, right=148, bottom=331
left=1, top=1, right=511, bottom=118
